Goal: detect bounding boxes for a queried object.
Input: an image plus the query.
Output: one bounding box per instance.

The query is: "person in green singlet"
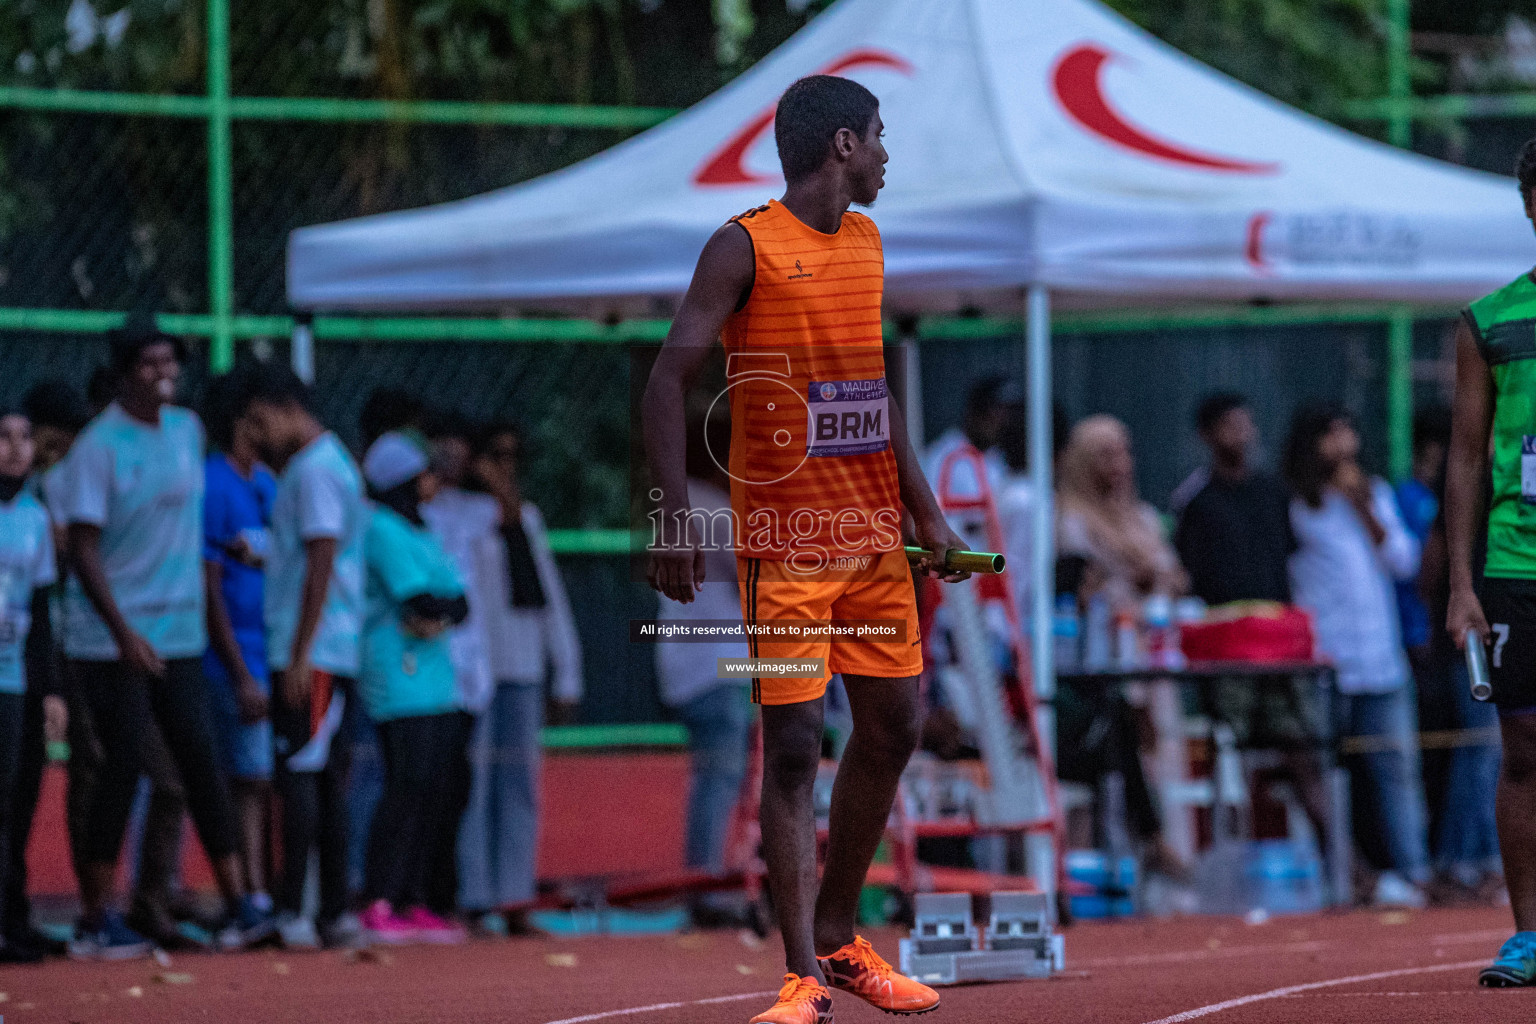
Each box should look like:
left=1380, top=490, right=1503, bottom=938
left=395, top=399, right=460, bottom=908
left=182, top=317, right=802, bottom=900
left=1447, top=137, right=1536, bottom=987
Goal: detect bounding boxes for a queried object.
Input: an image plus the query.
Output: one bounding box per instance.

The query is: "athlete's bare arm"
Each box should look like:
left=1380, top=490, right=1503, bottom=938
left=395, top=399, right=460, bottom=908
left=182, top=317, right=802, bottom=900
left=642, top=222, right=754, bottom=604
left=1446, top=316, right=1493, bottom=647
left=884, top=398, right=969, bottom=581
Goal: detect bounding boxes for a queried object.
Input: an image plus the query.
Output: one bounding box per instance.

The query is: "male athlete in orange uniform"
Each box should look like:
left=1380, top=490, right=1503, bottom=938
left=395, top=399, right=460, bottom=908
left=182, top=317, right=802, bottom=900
left=645, top=76, right=967, bottom=1023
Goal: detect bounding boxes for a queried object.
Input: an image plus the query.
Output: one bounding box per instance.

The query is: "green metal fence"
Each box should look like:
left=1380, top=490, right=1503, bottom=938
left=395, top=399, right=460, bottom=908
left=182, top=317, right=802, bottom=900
left=0, top=0, right=1521, bottom=511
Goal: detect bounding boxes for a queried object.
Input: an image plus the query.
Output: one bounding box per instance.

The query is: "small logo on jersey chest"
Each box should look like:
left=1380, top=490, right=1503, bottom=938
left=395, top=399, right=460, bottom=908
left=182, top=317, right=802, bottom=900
left=788, top=260, right=814, bottom=280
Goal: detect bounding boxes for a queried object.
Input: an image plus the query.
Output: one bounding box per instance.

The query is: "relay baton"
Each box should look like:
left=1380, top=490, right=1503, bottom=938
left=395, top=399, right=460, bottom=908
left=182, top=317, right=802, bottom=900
left=903, top=546, right=1005, bottom=575
left=1467, top=628, right=1493, bottom=702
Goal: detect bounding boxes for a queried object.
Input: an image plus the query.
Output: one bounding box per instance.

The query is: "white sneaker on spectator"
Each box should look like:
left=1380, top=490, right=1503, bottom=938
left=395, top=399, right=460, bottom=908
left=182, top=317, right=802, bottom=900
left=276, top=912, right=320, bottom=951
left=1372, top=871, right=1427, bottom=909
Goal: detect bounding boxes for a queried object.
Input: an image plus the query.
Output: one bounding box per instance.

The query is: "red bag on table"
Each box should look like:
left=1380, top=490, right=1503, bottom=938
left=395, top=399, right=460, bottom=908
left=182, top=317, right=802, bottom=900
left=1179, top=602, right=1315, bottom=663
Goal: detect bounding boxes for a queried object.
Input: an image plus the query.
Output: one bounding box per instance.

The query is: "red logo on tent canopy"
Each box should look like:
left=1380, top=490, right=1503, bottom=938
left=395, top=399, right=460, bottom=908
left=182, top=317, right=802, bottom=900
left=694, top=49, right=914, bottom=187
left=1051, top=43, right=1279, bottom=175
left=1246, top=211, right=1275, bottom=274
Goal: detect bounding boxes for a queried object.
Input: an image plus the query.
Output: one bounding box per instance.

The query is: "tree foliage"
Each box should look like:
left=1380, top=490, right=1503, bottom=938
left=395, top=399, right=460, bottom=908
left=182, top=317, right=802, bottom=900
left=0, top=0, right=1502, bottom=533
left=1103, top=0, right=1386, bottom=111
left=0, top=0, right=1478, bottom=319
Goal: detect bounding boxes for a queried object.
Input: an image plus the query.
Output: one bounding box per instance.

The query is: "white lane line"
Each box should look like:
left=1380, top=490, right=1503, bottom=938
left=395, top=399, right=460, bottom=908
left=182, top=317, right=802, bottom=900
left=1076, top=941, right=1329, bottom=968
left=1430, top=929, right=1511, bottom=945
left=1276, top=990, right=1490, bottom=998
left=1140, top=960, right=1485, bottom=1024
left=544, top=929, right=1504, bottom=1024
left=1084, top=925, right=1504, bottom=971
left=543, top=990, right=778, bottom=1024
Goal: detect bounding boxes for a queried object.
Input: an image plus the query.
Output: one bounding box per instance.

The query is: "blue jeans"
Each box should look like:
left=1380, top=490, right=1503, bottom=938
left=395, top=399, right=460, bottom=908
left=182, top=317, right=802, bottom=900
left=1436, top=660, right=1502, bottom=876
left=346, top=705, right=383, bottom=898
left=1335, top=688, right=1430, bottom=881
left=676, top=687, right=751, bottom=874
left=457, top=683, right=542, bottom=910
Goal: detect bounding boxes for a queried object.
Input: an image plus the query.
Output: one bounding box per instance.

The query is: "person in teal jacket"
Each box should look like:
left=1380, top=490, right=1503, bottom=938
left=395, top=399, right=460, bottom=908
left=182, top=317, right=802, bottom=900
left=356, top=431, right=472, bottom=944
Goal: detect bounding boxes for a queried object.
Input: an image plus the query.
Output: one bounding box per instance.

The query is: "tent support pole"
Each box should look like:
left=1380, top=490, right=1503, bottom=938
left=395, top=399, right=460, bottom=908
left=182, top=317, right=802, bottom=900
left=1388, top=305, right=1413, bottom=481
left=291, top=313, right=315, bottom=384
left=1025, top=284, right=1056, bottom=901
left=1025, top=285, right=1054, bottom=709
left=902, top=330, right=924, bottom=449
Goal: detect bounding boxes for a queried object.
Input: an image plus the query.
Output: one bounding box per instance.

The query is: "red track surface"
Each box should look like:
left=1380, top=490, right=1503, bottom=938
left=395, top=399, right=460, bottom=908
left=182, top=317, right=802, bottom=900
left=2, top=906, right=1532, bottom=1023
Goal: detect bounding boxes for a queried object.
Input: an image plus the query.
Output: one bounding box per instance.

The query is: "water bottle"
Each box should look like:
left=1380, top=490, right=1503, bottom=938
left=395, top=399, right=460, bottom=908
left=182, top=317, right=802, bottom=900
left=1084, top=595, right=1112, bottom=671
left=1053, top=594, right=1081, bottom=674
left=1113, top=610, right=1141, bottom=669
left=1143, top=593, right=1185, bottom=670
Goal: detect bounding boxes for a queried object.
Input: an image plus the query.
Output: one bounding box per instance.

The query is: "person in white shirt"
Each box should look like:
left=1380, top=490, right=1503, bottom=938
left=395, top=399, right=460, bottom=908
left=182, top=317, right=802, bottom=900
left=235, top=362, right=366, bottom=949
left=421, top=415, right=497, bottom=718
left=420, top=413, right=500, bottom=923
left=58, top=319, right=270, bottom=958
left=452, top=422, right=582, bottom=935
left=1282, top=402, right=1429, bottom=908
left=921, top=377, right=1017, bottom=545
left=31, top=381, right=196, bottom=952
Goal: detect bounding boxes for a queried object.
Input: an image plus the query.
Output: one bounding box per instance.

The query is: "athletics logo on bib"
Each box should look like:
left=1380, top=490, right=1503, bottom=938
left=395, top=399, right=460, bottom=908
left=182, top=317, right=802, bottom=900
left=807, top=378, right=889, bottom=457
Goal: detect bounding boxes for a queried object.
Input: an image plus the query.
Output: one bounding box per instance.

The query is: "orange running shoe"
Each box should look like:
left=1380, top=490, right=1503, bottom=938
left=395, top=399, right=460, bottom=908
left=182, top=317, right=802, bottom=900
left=748, top=973, right=834, bottom=1024
left=818, top=935, right=940, bottom=1015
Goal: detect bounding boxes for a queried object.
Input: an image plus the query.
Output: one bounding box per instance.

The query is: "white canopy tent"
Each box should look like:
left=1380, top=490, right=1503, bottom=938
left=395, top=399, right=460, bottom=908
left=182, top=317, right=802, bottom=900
left=287, top=0, right=1536, bottom=732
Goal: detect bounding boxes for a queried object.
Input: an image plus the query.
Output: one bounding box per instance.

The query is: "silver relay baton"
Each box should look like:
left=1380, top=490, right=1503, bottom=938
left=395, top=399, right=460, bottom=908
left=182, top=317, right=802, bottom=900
left=1467, top=628, right=1493, bottom=702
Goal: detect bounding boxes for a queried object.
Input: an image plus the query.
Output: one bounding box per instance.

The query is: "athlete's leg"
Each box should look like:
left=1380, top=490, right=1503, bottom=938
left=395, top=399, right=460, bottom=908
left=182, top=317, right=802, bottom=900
left=759, top=694, right=826, bottom=980
left=813, top=673, right=921, bottom=956
left=1497, top=711, right=1536, bottom=932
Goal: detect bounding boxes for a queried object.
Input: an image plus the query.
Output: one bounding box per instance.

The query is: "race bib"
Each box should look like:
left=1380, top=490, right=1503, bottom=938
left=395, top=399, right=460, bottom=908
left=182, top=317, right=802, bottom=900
left=806, top=378, right=889, bottom=457
left=1523, top=436, right=1536, bottom=505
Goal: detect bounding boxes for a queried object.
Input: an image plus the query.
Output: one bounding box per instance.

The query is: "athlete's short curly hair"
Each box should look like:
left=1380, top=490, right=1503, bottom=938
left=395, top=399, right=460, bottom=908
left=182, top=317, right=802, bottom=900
left=774, top=75, right=879, bottom=183
left=1517, top=136, right=1536, bottom=205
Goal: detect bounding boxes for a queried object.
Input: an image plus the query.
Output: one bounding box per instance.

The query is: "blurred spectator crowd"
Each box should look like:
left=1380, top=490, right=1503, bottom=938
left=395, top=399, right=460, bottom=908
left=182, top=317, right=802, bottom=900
left=0, top=315, right=585, bottom=961
left=929, top=377, right=1500, bottom=912
left=0, top=317, right=1500, bottom=965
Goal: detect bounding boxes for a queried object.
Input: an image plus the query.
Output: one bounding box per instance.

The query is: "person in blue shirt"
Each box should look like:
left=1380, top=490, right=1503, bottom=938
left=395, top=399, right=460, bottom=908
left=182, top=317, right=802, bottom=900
left=0, top=406, right=58, bottom=963
left=201, top=375, right=278, bottom=917
left=357, top=432, right=472, bottom=944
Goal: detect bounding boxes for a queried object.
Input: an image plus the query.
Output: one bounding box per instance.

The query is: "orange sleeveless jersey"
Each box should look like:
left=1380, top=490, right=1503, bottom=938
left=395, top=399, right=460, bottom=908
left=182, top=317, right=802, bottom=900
left=722, top=200, right=903, bottom=566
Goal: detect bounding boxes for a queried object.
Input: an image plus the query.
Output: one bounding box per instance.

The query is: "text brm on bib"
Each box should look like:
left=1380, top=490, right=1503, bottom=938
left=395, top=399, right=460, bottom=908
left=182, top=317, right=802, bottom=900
left=806, top=378, right=890, bottom=457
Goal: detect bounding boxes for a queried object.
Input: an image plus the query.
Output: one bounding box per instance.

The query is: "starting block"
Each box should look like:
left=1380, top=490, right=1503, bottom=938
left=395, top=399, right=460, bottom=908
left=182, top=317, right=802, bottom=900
left=898, top=892, right=1063, bottom=986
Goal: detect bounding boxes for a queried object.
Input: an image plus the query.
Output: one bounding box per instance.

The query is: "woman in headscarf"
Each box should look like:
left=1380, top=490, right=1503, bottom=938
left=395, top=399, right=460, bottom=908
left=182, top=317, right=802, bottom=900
left=1057, top=415, right=1187, bottom=608
left=1054, top=415, right=1188, bottom=881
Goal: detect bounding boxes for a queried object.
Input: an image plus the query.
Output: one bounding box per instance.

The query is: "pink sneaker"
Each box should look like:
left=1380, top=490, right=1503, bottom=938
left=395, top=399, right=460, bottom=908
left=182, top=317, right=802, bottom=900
left=360, top=900, right=418, bottom=945
left=404, top=907, right=467, bottom=945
